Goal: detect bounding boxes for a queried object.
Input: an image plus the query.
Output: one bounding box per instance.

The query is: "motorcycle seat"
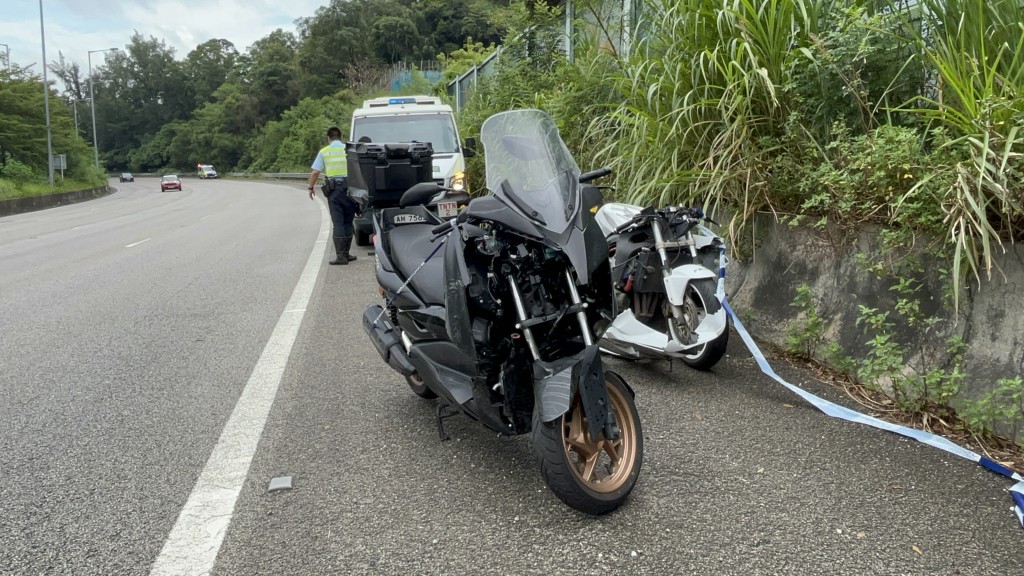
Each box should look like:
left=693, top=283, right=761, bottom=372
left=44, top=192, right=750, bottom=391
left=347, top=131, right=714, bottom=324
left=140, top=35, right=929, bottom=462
left=387, top=223, right=446, bottom=305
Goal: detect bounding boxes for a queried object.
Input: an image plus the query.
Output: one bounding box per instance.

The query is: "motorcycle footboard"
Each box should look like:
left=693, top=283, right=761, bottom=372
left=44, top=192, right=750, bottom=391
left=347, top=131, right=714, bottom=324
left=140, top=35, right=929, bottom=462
left=362, top=305, right=416, bottom=377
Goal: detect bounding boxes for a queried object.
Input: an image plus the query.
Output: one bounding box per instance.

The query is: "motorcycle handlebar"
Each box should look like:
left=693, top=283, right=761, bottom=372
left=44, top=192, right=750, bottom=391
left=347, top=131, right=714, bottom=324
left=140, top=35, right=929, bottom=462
left=614, top=214, right=643, bottom=234
left=432, top=219, right=455, bottom=235
left=672, top=206, right=719, bottom=226
left=579, top=167, right=612, bottom=184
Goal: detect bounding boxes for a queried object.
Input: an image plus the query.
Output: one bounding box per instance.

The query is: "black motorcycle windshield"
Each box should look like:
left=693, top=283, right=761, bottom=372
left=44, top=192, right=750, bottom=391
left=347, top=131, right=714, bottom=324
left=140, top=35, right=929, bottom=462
left=482, top=110, right=581, bottom=236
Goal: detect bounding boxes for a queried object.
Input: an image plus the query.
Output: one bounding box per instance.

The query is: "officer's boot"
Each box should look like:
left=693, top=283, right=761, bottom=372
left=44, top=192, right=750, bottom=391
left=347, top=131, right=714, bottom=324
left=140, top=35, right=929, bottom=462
left=330, top=237, right=349, bottom=265
left=340, top=235, right=357, bottom=262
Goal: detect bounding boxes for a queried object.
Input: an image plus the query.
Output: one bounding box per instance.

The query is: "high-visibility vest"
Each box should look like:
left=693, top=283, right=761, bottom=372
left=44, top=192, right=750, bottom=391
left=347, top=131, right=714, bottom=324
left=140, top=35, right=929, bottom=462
left=320, top=143, right=348, bottom=177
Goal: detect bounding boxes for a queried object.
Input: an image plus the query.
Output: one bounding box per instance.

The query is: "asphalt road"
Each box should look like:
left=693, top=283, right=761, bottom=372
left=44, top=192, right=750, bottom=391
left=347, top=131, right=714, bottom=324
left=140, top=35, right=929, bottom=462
left=1, top=179, right=1021, bottom=575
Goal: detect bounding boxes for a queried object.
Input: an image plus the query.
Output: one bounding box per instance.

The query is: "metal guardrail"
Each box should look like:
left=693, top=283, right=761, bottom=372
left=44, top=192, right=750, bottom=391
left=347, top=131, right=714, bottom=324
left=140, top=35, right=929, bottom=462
left=259, top=173, right=310, bottom=180
left=109, top=172, right=311, bottom=180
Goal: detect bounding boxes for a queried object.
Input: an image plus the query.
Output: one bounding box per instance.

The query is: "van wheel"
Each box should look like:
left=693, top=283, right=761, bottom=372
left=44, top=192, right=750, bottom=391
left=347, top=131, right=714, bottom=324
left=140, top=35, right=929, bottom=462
left=355, top=231, right=371, bottom=246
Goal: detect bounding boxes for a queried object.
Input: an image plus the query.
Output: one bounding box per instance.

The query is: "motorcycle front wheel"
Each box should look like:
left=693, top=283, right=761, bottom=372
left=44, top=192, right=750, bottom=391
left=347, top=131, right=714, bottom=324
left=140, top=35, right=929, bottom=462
left=674, top=278, right=729, bottom=370
left=533, top=371, right=642, bottom=515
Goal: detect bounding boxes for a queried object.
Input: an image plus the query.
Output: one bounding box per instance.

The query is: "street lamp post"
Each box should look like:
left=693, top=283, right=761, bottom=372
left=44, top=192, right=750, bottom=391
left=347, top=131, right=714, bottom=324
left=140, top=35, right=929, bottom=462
left=39, top=0, right=54, bottom=187
left=88, top=47, right=117, bottom=172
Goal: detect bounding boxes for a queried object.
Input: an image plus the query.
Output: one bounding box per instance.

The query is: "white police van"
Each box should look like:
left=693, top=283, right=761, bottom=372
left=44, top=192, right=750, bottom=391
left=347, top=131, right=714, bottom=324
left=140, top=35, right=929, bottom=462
left=349, top=95, right=473, bottom=245
left=196, top=164, right=218, bottom=179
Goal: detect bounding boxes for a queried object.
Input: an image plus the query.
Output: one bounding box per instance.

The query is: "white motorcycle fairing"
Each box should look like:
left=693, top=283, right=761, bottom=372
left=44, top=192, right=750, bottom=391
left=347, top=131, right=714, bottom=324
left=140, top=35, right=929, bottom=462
left=604, top=261, right=727, bottom=358
left=664, top=264, right=715, bottom=305
left=602, top=307, right=728, bottom=358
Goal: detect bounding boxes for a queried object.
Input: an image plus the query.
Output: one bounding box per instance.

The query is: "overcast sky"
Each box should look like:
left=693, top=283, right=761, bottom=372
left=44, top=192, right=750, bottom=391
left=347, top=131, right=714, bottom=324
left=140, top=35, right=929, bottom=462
left=1, top=0, right=325, bottom=76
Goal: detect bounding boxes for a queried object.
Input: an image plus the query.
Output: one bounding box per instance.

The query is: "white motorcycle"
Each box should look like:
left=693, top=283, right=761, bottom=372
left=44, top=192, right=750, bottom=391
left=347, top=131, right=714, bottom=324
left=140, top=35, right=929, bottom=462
left=594, top=203, right=730, bottom=370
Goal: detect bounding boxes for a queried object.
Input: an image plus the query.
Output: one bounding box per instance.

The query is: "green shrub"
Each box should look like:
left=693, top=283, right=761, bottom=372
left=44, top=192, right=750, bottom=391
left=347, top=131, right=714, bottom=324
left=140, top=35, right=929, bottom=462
left=0, top=159, right=35, bottom=183
left=785, top=283, right=827, bottom=358
left=961, top=377, right=1024, bottom=446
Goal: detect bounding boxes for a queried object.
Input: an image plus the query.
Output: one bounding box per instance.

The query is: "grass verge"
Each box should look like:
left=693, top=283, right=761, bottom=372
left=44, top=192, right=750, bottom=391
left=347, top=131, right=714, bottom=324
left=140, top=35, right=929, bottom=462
left=0, top=179, right=107, bottom=202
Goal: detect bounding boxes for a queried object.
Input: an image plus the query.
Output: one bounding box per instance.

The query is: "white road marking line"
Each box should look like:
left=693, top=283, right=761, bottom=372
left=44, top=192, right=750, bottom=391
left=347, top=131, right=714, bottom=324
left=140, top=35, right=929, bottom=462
left=200, top=215, right=211, bottom=221
left=126, top=238, right=151, bottom=248
left=149, top=200, right=329, bottom=576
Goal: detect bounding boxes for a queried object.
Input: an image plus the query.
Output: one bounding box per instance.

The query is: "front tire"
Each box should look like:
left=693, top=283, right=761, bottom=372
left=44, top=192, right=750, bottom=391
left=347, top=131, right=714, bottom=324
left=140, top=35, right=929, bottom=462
left=680, top=326, right=729, bottom=370
left=673, top=278, right=728, bottom=370
left=533, top=371, right=642, bottom=514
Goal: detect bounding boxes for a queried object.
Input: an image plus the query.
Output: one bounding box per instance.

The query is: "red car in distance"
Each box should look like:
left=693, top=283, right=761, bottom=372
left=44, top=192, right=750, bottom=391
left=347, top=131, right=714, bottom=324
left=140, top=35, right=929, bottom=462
left=160, top=175, right=182, bottom=192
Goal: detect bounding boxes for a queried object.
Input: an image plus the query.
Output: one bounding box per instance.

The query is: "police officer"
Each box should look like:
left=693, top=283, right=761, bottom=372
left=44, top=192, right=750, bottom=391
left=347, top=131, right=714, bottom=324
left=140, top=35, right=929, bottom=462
left=308, top=126, right=358, bottom=265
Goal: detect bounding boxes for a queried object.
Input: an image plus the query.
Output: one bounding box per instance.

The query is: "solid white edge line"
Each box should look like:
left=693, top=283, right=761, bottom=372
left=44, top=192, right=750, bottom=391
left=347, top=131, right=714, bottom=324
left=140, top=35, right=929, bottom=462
left=126, top=238, right=152, bottom=248
left=149, top=199, right=329, bottom=576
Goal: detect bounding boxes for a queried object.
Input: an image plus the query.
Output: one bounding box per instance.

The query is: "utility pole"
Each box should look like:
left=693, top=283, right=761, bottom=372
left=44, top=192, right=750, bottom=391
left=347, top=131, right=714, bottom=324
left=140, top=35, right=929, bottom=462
left=39, top=0, right=54, bottom=187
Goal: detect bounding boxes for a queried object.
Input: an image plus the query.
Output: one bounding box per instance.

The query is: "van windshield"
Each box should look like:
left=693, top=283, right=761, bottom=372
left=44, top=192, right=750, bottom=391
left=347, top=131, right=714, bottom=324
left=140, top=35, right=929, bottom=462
left=352, top=114, right=459, bottom=153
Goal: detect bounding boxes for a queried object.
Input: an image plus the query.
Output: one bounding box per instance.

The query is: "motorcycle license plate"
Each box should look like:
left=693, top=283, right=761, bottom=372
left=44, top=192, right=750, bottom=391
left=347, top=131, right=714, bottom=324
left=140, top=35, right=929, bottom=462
left=437, top=201, right=458, bottom=218
left=393, top=214, right=426, bottom=224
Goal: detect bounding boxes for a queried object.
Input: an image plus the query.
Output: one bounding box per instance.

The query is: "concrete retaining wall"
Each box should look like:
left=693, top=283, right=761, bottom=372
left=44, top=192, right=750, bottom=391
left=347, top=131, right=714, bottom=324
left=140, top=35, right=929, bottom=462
left=0, top=186, right=112, bottom=218
left=726, top=213, right=1023, bottom=432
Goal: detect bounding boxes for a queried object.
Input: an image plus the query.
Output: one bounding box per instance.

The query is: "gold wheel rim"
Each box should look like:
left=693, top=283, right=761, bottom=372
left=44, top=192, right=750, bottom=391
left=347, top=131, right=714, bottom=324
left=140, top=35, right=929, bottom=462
left=560, top=380, right=637, bottom=493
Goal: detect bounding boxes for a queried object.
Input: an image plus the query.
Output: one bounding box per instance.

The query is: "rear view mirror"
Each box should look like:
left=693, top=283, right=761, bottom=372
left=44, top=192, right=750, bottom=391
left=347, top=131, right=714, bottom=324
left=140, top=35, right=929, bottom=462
left=463, top=137, right=477, bottom=158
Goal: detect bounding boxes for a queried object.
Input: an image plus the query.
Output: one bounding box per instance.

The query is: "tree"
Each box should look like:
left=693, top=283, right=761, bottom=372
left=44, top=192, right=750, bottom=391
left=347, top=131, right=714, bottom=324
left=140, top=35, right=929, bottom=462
left=373, top=15, right=423, bottom=62
left=245, top=93, right=358, bottom=172
left=49, top=51, right=86, bottom=100
left=0, top=72, right=97, bottom=181
left=184, top=39, right=238, bottom=108
left=420, top=0, right=507, bottom=57
left=236, top=29, right=301, bottom=124
left=295, top=0, right=399, bottom=98
left=91, top=33, right=192, bottom=169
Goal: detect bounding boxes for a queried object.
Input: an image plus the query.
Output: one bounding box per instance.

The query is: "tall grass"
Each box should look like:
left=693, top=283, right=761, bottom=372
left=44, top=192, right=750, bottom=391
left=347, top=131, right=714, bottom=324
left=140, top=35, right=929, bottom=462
left=899, top=0, right=1024, bottom=302
left=582, top=0, right=1022, bottom=302
left=589, top=0, right=819, bottom=239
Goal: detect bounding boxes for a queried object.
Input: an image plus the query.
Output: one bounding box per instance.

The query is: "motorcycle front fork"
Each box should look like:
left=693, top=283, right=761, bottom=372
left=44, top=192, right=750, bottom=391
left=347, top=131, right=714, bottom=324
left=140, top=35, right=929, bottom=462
left=651, top=221, right=697, bottom=327
left=506, top=271, right=594, bottom=362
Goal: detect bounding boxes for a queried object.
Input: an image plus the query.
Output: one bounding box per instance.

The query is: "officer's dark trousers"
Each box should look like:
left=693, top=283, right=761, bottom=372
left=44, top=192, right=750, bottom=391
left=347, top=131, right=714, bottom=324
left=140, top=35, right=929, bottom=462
left=327, top=183, right=357, bottom=238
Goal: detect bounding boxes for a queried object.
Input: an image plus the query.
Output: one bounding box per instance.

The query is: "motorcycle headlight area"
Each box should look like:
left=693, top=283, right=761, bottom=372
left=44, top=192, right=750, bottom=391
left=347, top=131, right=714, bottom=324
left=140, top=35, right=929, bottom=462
left=450, top=171, right=466, bottom=192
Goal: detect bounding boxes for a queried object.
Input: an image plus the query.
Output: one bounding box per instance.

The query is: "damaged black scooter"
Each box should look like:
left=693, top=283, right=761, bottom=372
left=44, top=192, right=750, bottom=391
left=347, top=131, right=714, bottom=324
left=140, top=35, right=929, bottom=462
left=362, top=109, right=643, bottom=514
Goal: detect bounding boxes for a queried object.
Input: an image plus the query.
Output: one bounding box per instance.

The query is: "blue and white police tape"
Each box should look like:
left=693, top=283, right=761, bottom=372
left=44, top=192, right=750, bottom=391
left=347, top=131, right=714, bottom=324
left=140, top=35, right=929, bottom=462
left=713, top=253, right=1024, bottom=529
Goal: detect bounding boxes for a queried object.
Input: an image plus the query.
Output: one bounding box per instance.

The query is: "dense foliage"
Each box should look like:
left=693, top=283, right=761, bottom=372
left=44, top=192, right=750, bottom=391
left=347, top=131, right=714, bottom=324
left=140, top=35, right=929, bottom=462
left=0, top=67, right=104, bottom=198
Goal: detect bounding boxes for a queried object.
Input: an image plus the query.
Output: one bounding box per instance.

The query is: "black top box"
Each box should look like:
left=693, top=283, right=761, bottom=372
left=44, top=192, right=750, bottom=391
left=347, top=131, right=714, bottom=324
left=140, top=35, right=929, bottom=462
left=346, top=142, right=435, bottom=209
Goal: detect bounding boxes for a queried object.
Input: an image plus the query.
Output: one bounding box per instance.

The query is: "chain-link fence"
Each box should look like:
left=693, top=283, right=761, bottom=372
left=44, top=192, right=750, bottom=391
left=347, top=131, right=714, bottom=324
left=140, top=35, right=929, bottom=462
left=446, top=49, right=502, bottom=110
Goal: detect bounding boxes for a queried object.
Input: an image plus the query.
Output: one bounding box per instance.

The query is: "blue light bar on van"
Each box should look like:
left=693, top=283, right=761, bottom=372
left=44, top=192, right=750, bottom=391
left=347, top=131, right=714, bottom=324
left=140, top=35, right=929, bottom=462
left=388, top=97, right=417, bottom=104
